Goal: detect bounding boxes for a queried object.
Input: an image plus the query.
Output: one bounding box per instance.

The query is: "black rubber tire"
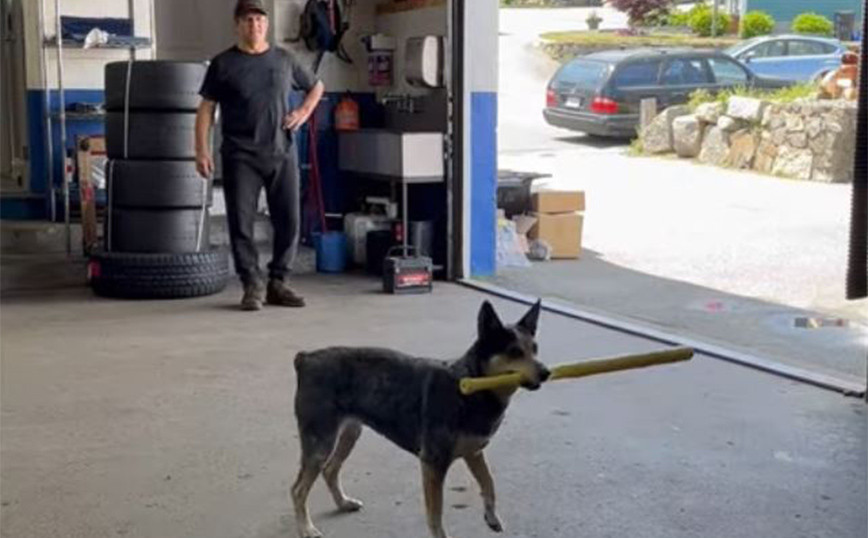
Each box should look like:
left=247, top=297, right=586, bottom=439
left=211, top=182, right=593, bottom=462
left=110, top=208, right=210, bottom=253
left=90, top=250, right=230, bottom=299
left=110, top=160, right=213, bottom=208
left=106, top=112, right=197, bottom=160
left=105, top=61, right=208, bottom=112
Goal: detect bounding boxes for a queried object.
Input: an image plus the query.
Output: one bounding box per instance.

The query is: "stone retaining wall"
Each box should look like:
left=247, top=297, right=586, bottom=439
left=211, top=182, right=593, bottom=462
left=640, top=98, right=857, bottom=183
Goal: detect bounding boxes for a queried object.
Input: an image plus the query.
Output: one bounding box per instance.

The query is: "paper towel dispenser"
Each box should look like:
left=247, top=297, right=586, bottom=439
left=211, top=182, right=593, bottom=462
left=405, top=36, right=443, bottom=88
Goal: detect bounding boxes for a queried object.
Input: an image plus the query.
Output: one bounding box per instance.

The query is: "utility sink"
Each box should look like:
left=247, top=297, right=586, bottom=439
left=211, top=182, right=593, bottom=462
left=338, top=129, right=444, bottom=183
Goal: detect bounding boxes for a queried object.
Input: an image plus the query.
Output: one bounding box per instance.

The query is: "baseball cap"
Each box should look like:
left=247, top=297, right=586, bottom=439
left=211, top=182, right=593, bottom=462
left=234, top=0, right=267, bottom=18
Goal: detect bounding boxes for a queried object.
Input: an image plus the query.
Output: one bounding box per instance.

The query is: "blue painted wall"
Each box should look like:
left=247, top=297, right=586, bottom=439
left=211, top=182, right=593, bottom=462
left=470, top=91, right=497, bottom=277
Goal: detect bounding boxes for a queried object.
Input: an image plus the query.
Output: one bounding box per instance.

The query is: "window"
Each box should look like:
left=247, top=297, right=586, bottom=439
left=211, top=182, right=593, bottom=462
left=555, top=60, right=609, bottom=89
left=611, top=61, right=661, bottom=88
left=749, top=40, right=786, bottom=58
left=661, top=59, right=711, bottom=85
left=787, top=40, right=833, bottom=56
left=709, top=58, right=749, bottom=84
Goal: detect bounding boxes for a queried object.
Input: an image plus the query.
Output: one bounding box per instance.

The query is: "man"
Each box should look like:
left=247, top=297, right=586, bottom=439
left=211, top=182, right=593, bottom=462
left=196, top=0, right=325, bottom=311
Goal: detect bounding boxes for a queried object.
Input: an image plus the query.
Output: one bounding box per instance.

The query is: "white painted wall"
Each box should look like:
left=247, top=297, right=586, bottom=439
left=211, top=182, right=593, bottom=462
left=465, top=0, right=496, bottom=93
left=375, top=5, right=447, bottom=94
left=273, top=0, right=376, bottom=92
left=23, top=0, right=155, bottom=90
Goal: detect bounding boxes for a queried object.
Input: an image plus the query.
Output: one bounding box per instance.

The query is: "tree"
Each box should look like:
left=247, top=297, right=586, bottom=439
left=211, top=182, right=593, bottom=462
left=610, top=0, right=672, bottom=26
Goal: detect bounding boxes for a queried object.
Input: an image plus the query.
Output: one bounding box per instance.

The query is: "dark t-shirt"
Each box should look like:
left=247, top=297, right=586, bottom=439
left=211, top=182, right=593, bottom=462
left=200, top=45, right=319, bottom=157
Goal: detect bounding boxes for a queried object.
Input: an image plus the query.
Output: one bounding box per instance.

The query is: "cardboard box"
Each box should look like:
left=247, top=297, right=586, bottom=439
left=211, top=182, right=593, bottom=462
left=76, top=136, right=106, bottom=255
left=532, top=190, right=585, bottom=214
left=529, top=212, right=583, bottom=259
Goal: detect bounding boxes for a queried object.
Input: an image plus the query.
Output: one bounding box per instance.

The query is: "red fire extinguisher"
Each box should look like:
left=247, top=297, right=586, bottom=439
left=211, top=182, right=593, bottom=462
left=335, top=94, right=360, bottom=131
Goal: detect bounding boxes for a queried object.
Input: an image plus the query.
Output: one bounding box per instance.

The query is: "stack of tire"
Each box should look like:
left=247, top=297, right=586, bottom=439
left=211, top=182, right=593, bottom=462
left=89, top=60, right=230, bottom=299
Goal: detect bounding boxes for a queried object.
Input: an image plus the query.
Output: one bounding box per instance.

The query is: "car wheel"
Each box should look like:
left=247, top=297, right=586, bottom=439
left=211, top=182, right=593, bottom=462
left=106, top=112, right=198, bottom=160
left=90, top=250, right=230, bottom=299
left=110, top=160, right=212, bottom=209
left=105, top=61, right=207, bottom=112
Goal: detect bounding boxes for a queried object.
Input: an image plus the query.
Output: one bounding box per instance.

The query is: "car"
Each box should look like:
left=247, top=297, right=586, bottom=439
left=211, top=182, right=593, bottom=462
left=725, top=35, right=846, bottom=82
left=543, top=48, right=791, bottom=138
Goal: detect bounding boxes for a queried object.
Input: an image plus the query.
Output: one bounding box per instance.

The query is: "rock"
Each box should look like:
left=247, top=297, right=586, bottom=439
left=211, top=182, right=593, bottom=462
left=727, top=96, right=767, bottom=122
left=771, top=127, right=787, bottom=146
left=726, top=129, right=758, bottom=169
left=762, top=105, right=782, bottom=128
left=812, top=151, right=854, bottom=183
left=772, top=147, right=813, bottom=180
left=785, top=115, right=805, bottom=132
left=717, top=116, right=743, bottom=132
left=806, top=117, right=823, bottom=139
left=641, top=105, right=691, bottom=154
left=787, top=132, right=808, bottom=149
left=672, top=115, right=704, bottom=158
left=695, top=102, right=725, bottom=124
left=698, top=126, right=730, bottom=166
left=809, top=132, right=832, bottom=154
left=753, top=139, right=778, bottom=174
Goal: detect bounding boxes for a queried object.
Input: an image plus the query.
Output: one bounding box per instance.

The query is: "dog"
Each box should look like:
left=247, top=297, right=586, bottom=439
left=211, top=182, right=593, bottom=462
left=291, top=300, right=549, bottom=538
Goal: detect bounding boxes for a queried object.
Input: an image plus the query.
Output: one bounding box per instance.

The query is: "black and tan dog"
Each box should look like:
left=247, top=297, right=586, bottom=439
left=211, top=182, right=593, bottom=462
left=291, top=300, right=549, bottom=538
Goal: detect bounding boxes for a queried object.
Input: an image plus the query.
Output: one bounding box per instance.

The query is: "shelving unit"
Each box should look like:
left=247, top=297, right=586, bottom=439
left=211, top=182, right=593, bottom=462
left=39, top=0, right=142, bottom=255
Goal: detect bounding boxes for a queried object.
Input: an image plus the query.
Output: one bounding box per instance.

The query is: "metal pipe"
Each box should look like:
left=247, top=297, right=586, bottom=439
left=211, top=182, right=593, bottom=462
left=38, top=0, right=56, bottom=221
left=53, top=0, right=70, bottom=254
left=127, top=0, right=136, bottom=60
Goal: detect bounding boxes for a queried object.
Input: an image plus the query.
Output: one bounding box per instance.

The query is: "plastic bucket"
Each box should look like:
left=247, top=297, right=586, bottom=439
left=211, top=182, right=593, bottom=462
left=315, top=231, right=348, bottom=273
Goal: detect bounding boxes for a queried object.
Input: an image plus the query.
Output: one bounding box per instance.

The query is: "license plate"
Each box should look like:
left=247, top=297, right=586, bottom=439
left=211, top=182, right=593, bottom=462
left=564, top=97, right=582, bottom=109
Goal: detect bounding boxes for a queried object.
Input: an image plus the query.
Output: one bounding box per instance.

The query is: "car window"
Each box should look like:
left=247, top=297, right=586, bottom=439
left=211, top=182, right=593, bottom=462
left=787, top=40, right=828, bottom=56
left=661, top=59, right=711, bottom=85
left=709, top=58, right=749, bottom=84
left=611, top=61, right=661, bottom=88
left=554, top=60, right=609, bottom=89
left=749, top=40, right=786, bottom=58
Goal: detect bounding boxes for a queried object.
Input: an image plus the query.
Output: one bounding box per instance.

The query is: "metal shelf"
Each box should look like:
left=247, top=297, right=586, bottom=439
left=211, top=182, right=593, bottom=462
left=43, top=37, right=152, bottom=49
left=50, top=112, right=105, bottom=120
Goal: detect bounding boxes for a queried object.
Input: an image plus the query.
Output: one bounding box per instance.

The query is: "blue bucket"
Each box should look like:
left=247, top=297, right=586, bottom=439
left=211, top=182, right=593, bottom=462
left=314, top=231, right=348, bottom=273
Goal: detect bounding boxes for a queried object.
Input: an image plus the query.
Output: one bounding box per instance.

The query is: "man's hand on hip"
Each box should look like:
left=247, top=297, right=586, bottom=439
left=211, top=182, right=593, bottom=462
left=196, top=151, right=214, bottom=179
left=283, top=108, right=311, bottom=131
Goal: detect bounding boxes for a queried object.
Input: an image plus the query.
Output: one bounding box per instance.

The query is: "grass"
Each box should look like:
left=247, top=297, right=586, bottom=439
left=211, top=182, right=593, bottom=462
left=540, top=30, right=740, bottom=48
left=687, top=83, right=818, bottom=111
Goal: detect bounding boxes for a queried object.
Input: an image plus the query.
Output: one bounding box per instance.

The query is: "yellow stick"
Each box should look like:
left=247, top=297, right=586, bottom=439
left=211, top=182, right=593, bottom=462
left=459, top=347, right=694, bottom=395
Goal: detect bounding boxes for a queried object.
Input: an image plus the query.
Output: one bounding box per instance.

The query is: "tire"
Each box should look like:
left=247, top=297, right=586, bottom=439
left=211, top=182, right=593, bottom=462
left=90, top=250, right=230, bottom=299
left=105, top=61, right=207, bottom=112
left=110, top=208, right=210, bottom=253
left=106, top=112, right=197, bottom=160
left=110, top=160, right=212, bottom=208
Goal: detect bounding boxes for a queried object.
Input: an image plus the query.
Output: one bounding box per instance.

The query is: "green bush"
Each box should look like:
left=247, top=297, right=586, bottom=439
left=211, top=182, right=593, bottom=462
left=740, top=10, right=775, bottom=38
left=792, top=12, right=834, bottom=36
left=689, top=4, right=731, bottom=37
left=667, top=8, right=690, bottom=26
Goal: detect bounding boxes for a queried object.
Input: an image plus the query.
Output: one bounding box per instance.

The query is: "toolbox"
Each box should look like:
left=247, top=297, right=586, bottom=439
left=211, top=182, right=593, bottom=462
left=383, top=246, right=433, bottom=294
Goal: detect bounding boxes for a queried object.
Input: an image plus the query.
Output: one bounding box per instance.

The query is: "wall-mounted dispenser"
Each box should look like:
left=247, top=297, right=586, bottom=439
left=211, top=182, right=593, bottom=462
left=405, top=36, right=443, bottom=88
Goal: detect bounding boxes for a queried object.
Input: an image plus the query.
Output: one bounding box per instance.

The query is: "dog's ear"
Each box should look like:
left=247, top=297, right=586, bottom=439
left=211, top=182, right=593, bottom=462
left=517, top=299, right=542, bottom=336
left=478, top=301, right=504, bottom=339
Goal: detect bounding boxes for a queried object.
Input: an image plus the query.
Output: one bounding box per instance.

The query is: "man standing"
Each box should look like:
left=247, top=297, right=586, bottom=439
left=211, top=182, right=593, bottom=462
left=196, top=0, right=325, bottom=311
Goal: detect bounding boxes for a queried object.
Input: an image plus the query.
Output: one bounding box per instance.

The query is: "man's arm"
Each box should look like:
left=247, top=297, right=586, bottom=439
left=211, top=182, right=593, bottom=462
left=283, top=81, right=325, bottom=131
left=195, top=99, right=216, bottom=178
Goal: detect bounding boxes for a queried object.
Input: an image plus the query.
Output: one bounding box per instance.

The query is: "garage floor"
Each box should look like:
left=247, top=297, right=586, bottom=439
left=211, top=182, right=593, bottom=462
left=1, top=277, right=865, bottom=538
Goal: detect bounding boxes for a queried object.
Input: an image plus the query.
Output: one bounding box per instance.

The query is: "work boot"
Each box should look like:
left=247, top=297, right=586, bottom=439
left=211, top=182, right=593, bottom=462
left=266, top=279, right=306, bottom=307
left=240, top=281, right=265, bottom=311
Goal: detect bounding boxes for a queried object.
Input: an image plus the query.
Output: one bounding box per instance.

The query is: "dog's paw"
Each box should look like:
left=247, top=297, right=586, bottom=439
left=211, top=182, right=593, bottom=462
left=484, top=511, right=504, bottom=533
left=337, top=497, right=364, bottom=512
left=300, top=525, right=324, bottom=538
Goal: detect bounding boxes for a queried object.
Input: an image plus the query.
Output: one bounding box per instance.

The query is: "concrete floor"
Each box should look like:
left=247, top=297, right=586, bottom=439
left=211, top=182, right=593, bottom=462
left=1, top=277, right=866, bottom=538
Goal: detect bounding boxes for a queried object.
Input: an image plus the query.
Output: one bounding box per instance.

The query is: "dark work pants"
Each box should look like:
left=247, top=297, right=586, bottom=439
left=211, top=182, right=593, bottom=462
left=222, top=150, right=300, bottom=285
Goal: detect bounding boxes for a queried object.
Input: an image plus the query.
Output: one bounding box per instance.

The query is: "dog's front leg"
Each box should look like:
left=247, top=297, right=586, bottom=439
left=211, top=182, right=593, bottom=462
left=464, top=452, right=503, bottom=533
left=422, top=461, right=450, bottom=538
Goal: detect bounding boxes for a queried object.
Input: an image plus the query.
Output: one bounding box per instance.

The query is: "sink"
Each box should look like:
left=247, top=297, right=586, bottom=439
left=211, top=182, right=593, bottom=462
left=338, top=129, right=444, bottom=182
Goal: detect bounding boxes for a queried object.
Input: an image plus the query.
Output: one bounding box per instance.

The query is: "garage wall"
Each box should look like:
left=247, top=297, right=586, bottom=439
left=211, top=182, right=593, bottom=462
left=466, top=0, right=498, bottom=276
left=375, top=5, right=447, bottom=94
